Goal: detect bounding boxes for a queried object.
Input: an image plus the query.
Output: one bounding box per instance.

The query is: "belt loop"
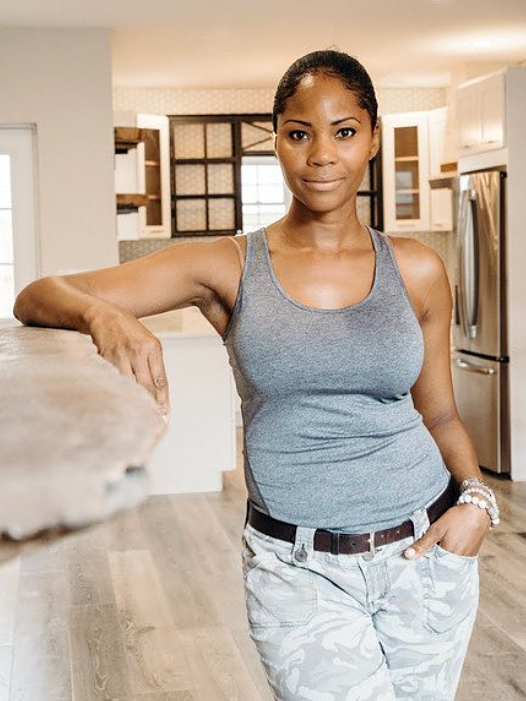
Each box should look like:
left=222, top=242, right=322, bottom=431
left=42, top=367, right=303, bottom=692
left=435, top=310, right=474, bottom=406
left=368, top=531, right=376, bottom=555
left=409, top=507, right=430, bottom=540
left=292, top=525, right=316, bottom=563
left=331, top=531, right=341, bottom=556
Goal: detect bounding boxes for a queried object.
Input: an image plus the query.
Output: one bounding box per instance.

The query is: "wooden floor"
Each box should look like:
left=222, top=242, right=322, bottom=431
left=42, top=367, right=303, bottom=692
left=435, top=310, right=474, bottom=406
left=1, top=430, right=525, bottom=700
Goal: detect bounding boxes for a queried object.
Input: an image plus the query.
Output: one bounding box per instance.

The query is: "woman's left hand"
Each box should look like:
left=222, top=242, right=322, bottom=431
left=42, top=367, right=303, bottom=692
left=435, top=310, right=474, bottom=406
left=403, top=503, right=492, bottom=559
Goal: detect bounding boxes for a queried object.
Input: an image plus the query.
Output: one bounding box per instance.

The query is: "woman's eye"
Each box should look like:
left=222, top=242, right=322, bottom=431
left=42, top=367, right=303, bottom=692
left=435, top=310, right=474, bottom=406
left=337, top=127, right=356, bottom=138
left=289, top=130, right=308, bottom=141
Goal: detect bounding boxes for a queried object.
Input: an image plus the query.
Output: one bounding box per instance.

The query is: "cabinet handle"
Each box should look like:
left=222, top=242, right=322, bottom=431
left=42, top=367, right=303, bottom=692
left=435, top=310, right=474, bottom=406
left=483, top=139, right=499, bottom=144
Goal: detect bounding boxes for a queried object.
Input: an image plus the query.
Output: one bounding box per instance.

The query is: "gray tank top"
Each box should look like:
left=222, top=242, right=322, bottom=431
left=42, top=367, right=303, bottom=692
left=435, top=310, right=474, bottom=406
left=222, top=225, right=451, bottom=532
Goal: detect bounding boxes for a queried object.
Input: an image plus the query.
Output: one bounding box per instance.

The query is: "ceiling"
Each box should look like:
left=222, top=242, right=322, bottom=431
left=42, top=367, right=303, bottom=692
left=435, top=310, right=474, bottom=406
left=1, top=0, right=526, bottom=89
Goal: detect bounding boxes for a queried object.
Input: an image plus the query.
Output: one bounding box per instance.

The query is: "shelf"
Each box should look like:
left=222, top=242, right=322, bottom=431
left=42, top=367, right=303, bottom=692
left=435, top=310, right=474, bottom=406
left=395, top=156, right=419, bottom=162
left=116, top=193, right=150, bottom=213
left=395, top=188, right=420, bottom=194
left=114, top=127, right=145, bottom=154
left=145, top=160, right=161, bottom=167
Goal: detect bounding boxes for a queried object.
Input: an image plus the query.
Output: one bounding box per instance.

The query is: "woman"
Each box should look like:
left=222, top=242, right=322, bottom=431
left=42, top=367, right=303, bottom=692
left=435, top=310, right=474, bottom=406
left=15, top=50, right=499, bottom=701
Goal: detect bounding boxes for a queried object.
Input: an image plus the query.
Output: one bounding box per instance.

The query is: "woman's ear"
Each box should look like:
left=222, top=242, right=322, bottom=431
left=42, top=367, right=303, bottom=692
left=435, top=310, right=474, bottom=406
left=369, top=122, right=381, bottom=160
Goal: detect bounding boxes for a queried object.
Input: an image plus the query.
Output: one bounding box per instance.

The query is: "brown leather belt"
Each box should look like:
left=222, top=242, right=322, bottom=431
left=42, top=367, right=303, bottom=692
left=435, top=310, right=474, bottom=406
left=246, top=477, right=459, bottom=555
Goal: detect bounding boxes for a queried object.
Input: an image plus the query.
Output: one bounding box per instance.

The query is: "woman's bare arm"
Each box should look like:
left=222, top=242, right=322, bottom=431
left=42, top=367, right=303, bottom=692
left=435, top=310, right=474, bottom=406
left=13, top=238, right=236, bottom=415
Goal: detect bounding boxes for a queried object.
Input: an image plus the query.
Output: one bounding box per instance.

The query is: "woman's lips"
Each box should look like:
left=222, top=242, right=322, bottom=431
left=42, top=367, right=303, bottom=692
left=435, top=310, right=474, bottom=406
left=302, top=178, right=344, bottom=191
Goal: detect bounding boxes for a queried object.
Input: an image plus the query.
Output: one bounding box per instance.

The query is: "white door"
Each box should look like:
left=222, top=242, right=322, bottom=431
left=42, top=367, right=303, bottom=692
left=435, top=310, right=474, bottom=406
left=0, top=126, right=39, bottom=319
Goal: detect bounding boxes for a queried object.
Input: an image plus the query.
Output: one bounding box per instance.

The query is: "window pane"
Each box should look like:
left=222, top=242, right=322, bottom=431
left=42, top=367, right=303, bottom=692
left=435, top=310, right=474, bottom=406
left=206, top=123, right=232, bottom=158
left=258, top=165, right=282, bottom=184
left=242, top=185, right=258, bottom=204
left=0, top=264, right=14, bottom=318
left=0, top=154, right=12, bottom=208
left=207, top=164, right=234, bottom=194
left=394, top=126, right=418, bottom=158
left=258, top=185, right=284, bottom=204
left=241, top=165, right=257, bottom=184
left=177, top=199, right=206, bottom=231
left=175, top=165, right=205, bottom=195
left=208, top=198, right=235, bottom=230
left=173, top=124, right=205, bottom=159
left=0, top=210, right=14, bottom=264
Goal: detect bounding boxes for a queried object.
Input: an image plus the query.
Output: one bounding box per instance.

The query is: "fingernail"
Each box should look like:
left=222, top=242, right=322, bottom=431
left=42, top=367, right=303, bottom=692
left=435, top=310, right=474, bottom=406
left=404, top=547, right=416, bottom=559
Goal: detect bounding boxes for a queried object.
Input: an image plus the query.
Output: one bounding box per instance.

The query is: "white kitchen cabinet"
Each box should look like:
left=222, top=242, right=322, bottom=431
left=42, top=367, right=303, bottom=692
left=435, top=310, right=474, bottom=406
left=382, top=109, right=453, bottom=233
left=457, top=71, right=506, bottom=157
left=114, top=112, right=171, bottom=240
left=136, top=114, right=171, bottom=239
left=381, top=111, right=430, bottom=233
left=141, top=309, right=237, bottom=495
left=428, top=107, right=453, bottom=232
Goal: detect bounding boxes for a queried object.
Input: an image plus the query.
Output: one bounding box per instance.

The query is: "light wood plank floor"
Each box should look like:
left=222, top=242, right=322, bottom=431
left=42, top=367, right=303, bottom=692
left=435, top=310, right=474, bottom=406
left=1, top=429, right=525, bottom=700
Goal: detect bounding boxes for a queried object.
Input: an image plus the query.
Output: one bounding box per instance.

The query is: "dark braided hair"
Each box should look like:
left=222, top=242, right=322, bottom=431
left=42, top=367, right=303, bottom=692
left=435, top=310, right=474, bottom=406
left=272, top=49, right=378, bottom=132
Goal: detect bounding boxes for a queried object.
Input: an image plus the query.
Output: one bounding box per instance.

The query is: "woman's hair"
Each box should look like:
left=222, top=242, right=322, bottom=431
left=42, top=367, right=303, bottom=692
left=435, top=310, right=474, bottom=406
left=272, top=49, right=378, bottom=132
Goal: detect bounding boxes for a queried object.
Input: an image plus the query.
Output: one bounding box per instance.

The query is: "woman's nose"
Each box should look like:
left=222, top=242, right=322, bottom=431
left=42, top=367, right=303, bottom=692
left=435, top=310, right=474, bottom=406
left=307, top=135, right=337, bottom=166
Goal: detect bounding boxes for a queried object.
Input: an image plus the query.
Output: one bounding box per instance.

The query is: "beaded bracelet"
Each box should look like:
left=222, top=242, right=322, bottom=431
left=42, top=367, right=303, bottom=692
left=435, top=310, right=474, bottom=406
left=455, top=479, right=500, bottom=529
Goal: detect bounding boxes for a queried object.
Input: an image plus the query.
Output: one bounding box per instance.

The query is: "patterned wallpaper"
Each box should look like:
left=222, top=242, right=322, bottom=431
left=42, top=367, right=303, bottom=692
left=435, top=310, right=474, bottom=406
left=113, top=86, right=447, bottom=116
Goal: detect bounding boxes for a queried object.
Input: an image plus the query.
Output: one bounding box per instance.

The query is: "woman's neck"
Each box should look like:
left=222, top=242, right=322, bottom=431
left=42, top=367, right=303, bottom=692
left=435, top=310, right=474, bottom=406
left=273, top=198, right=369, bottom=252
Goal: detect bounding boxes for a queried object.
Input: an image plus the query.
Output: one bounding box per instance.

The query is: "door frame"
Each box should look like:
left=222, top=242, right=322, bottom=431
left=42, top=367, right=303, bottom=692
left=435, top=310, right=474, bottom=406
left=0, top=124, right=40, bottom=320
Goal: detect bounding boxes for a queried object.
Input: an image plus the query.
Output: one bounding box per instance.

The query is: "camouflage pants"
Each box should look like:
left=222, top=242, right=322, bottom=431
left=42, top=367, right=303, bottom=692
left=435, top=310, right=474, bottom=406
left=241, top=496, right=479, bottom=701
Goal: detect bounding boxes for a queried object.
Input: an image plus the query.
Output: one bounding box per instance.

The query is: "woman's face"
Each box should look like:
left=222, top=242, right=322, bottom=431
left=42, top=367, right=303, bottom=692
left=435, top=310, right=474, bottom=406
left=274, top=72, right=380, bottom=214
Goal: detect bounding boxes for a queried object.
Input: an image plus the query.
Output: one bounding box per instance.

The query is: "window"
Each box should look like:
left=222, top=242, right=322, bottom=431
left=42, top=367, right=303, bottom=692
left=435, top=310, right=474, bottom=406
left=241, top=156, right=290, bottom=233
left=168, top=114, right=383, bottom=236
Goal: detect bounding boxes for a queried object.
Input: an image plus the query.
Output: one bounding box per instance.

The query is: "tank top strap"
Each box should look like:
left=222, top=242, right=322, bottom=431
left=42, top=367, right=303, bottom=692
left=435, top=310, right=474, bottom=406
left=245, top=227, right=274, bottom=285
left=377, top=229, right=416, bottom=309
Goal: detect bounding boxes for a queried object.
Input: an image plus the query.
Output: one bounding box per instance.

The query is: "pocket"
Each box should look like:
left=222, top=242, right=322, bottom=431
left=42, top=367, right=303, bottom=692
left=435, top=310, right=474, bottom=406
left=421, top=543, right=479, bottom=634
left=434, top=542, right=478, bottom=562
left=241, top=530, right=318, bottom=628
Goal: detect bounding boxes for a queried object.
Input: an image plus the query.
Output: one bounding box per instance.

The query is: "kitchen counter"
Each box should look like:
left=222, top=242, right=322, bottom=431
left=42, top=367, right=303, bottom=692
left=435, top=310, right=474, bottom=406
left=0, top=323, right=166, bottom=566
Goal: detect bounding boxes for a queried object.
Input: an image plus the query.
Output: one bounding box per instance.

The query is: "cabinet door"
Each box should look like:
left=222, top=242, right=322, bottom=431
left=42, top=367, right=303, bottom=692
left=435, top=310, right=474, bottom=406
left=428, top=107, right=453, bottom=232
left=428, top=107, right=447, bottom=178
left=137, top=114, right=171, bottom=239
left=382, top=112, right=430, bottom=232
left=480, top=73, right=505, bottom=150
left=457, top=83, right=481, bottom=155
left=457, top=72, right=506, bottom=156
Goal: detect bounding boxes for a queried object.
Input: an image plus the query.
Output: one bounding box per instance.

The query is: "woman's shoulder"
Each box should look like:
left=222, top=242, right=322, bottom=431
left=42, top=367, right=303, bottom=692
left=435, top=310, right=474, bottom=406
left=383, top=233, right=447, bottom=285
left=380, top=233, right=450, bottom=320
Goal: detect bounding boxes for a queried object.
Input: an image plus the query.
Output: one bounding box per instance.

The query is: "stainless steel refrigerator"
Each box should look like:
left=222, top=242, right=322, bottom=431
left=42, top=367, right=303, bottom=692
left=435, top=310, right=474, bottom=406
left=451, top=168, right=510, bottom=474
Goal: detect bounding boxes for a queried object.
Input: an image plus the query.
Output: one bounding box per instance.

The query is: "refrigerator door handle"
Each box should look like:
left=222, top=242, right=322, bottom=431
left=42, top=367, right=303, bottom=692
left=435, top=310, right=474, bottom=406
left=457, top=188, right=470, bottom=339
left=467, top=190, right=480, bottom=337
left=459, top=188, right=481, bottom=339
left=455, top=358, right=496, bottom=375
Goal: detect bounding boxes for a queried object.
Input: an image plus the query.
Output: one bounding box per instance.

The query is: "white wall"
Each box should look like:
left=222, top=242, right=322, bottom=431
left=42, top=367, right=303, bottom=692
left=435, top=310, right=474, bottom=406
left=505, top=67, right=526, bottom=480
left=0, top=28, right=118, bottom=277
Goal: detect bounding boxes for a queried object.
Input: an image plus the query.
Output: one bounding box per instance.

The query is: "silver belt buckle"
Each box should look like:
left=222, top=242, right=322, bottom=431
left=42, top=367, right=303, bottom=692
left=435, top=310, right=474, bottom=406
left=367, top=530, right=376, bottom=555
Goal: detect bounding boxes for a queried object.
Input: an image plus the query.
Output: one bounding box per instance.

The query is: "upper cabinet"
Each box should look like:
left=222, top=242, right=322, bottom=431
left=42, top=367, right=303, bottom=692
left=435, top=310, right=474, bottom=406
left=428, top=106, right=453, bottom=232
left=136, top=114, right=171, bottom=238
left=114, top=112, right=171, bottom=240
left=456, top=71, right=506, bottom=157
left=381, top=111, right=431, bottom=232
left=382, top=109, right=453, bottom=233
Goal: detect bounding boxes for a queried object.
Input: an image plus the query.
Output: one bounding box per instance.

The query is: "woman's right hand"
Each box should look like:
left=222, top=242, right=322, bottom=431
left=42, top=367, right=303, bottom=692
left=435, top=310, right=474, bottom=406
left=87, top=305, right=170, bottom=420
